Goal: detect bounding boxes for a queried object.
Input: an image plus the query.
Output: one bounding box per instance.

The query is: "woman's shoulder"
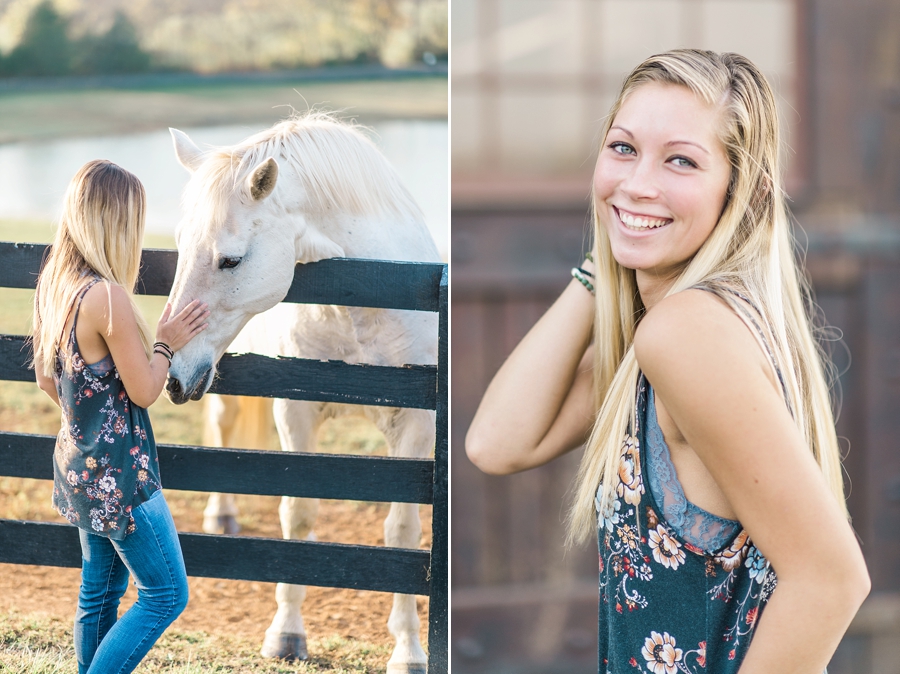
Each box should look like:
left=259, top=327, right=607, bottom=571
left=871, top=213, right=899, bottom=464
left=633, top=288, right=770, bottom=387
left=79, top=279, right=134, bottom=329
left=80, top=278, right=128, bottom=308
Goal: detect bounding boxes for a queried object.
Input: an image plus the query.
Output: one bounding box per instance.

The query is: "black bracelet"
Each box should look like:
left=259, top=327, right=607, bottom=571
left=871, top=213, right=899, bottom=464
left=575, top=266, right=594, bottom=279
left=153, top=341, right=174, bottom=358
left=153, top=348, right=172, bottom=364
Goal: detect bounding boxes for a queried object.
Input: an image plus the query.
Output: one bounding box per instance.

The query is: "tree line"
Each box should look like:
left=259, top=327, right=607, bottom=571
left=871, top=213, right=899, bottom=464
left=0, top=1, right=150, bottom=77
left=0, top=0, right=448, bottom=78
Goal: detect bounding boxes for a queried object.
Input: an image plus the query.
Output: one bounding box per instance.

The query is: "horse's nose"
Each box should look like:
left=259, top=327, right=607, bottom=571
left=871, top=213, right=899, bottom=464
left=165, top=376, right=187, bottom=405
left=190, top=368, right=213, bottom=401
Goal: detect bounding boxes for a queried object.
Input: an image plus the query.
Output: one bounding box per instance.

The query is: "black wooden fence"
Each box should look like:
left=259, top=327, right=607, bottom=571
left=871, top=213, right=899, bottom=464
left=0, top=242, right=448, bottom=673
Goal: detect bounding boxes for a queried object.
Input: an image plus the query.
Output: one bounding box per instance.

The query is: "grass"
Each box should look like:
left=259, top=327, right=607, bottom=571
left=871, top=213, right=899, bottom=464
left=0, top=612, right=391, bottom=673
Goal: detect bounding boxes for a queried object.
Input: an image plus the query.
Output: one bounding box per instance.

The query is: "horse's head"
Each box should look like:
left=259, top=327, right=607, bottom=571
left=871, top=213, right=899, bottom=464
left=164, top=117, right=433, bottom=403
left=164, top=126, right=342, bottom=404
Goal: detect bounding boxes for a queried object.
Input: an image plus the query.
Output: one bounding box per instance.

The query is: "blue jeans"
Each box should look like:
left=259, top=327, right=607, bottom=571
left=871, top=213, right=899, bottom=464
left=74, top=490, right=189, bottom=674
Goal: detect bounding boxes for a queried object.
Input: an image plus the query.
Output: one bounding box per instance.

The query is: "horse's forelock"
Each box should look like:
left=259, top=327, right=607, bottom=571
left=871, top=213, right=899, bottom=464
left=186, top=114, right=424, bottom=234
left=181, top=149, right=248, bottom=240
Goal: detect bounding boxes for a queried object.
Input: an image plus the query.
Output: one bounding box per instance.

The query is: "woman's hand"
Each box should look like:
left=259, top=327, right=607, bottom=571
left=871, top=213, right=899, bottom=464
left=155, top=299, right=209, bottom=352
left=78, top=283, right=208, bottom=408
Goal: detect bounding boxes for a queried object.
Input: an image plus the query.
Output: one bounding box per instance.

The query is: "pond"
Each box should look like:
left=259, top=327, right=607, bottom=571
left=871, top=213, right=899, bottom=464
left=0, top=119, right=448, bottom=258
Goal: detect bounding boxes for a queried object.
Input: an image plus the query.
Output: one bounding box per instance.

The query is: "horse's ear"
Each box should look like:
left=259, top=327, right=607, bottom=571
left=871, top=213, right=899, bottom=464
left=248, top=157, right=279, bottom=201
left=170, top=128, right=204, bottom=173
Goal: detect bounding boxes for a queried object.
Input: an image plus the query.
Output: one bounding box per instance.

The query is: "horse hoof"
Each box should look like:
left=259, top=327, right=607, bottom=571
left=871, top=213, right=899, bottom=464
left=386, top=664, right=427, bottom=674
left=261, top=633, right=308, bottom=660
left=202, top=515, right=240, bottom=535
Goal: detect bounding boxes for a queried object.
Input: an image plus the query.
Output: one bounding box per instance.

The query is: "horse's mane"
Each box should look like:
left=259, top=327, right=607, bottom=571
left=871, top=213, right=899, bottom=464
left=186, top=112, right=424, bottom=228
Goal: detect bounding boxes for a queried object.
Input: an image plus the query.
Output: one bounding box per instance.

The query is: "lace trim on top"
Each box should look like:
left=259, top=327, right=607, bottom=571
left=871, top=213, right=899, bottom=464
left=645, top=386, right=740, bottom=553
left=84, top=354, right=115, bottom=377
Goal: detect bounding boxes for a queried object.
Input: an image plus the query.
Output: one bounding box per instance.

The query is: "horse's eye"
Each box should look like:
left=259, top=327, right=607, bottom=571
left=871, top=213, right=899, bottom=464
left=219, top=256, right=242, bottom=270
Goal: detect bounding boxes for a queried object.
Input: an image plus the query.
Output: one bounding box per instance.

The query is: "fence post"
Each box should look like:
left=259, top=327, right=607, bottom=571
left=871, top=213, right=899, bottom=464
left=428, top=265, right=449, bottom=673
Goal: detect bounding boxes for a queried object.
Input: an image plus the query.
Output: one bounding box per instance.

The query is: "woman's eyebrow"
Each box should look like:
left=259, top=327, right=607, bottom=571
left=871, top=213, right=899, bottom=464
left=610, top=126, right=710, bottom=156
left=665, top=139, right=710, bottom=156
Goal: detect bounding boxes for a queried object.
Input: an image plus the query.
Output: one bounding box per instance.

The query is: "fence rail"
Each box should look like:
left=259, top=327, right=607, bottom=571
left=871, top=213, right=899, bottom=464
left=0, top=335, right=437, bottom=408
left=1, top=431, right=434, bottom=504
left=0, top=520, right=430, bottom=595
left=0, top=243, right=445, bottom=310
left=0, top=242, right=448, bottom=672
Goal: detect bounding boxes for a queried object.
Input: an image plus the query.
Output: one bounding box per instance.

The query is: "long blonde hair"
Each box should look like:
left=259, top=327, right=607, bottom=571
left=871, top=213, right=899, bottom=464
left=33, top=159, right=152, bottom=377
left=568, top=49, right=845, bottom=543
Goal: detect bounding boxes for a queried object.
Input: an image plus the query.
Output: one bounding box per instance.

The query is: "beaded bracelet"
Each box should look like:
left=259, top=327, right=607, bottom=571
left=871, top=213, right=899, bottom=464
left=571, top=267, right=595, bottom=295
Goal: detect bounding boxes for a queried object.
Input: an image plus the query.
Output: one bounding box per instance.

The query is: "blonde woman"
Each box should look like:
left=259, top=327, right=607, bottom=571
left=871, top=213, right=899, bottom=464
left=467, top=50, right=869, bottom=673
left=32, top=160, right=208, bottom=673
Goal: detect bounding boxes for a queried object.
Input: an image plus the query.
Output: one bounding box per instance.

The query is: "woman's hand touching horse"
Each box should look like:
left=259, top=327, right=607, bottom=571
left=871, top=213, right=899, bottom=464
left=156, top=299, right=209, bottom=353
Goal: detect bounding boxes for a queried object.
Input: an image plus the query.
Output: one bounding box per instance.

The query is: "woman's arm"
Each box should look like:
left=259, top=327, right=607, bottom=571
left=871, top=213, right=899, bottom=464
left=80, top=283, right=208, bottom=408
left=34, top=355, right=60, bottom=407
left=466, top=261, right=598, bottom=474
left=634, top=290, right=869, bottom=674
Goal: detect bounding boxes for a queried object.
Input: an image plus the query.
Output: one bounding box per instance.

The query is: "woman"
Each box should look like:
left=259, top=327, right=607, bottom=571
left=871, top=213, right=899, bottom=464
left=32, top=159, right=209, bottom=673
left=466, top=50, right=870, bottom=673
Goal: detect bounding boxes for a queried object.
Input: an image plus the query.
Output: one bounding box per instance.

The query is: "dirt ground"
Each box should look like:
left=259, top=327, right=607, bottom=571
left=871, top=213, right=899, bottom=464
left=0, top=483, right=432, bottom=656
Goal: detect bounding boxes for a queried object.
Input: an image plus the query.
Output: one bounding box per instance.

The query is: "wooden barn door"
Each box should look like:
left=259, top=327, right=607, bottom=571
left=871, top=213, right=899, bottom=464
left=451, top=207, right=600, bottom=673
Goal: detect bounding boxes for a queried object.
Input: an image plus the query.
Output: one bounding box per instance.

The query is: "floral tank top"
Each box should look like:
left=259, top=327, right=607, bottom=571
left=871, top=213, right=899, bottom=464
left=51, top=277, right=161, bottom=540
left=597, top=286, right=793, bottom=673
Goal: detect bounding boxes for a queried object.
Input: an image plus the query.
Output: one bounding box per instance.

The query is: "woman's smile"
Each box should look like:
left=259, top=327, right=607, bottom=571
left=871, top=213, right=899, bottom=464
left=613, top=205, right=673, bottom=233
left=594, top=82, right=732, bottom=300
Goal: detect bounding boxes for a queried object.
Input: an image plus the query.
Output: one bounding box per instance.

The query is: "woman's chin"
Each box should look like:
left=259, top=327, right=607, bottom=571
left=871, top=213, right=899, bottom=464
left=609, top=249, right=658, bottom=273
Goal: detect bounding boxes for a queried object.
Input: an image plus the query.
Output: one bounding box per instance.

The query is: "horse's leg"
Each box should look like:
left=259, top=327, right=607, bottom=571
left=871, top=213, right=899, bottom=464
left=201, top=394, right=241, bottom=535
left=374, top=407, right=435, bottom=674
left=201, top=394, right=276, bottom=533
left=202, top=492, right=239, bottom=535
left=261, top=398, right=321, bottom=661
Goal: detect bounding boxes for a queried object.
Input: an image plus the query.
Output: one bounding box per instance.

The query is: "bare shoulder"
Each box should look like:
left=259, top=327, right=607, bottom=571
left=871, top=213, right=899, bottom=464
left=633, top=289, right=769, bottom=390
left=79, top=281, right=135, bottom=331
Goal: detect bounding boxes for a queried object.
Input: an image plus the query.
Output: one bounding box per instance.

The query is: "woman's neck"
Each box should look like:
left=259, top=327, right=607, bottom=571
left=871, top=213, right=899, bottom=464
left=635, top=269, right=680, bottom=310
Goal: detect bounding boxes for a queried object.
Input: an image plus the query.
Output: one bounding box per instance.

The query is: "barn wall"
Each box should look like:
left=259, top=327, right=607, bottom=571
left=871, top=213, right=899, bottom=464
left=450, top=0, right=900, bottom=671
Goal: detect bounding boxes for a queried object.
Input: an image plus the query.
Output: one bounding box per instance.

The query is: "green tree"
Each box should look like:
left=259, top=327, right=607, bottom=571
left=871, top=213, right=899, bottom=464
left=3, top=1, right=73, bottom=76
left=75, top=12, right=151, bottom=74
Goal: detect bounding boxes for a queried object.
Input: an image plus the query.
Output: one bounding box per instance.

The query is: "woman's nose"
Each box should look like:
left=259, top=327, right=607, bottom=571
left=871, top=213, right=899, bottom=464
left=620, top=158, right=660, bottom=201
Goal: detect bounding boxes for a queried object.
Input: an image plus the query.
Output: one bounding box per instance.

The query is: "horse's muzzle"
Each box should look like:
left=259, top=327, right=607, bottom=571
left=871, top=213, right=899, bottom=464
left=165, top=367, right=212, bottom=405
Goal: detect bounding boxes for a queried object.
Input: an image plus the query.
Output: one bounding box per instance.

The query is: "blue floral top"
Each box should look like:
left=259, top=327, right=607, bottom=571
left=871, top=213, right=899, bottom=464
left=597, top=375, right=777, bottom=673
left=51, top=277, right=161, bottom=540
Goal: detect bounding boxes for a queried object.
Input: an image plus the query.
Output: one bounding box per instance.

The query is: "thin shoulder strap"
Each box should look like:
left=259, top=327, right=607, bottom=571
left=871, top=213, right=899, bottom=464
left=59, top=276, right=102, bottom=349
left=690, top=283, right=794, bottom=418
left=72, top=276, right=102, bottom=330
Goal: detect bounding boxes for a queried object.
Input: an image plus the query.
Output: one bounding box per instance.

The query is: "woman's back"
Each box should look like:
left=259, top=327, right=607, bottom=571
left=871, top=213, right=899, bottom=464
left=52, top=275, right=161, bottom=539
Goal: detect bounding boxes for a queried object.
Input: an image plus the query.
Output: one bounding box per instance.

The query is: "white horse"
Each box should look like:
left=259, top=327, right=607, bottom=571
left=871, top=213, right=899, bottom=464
left=163, top=113, right=439, bottom=674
